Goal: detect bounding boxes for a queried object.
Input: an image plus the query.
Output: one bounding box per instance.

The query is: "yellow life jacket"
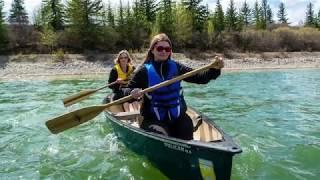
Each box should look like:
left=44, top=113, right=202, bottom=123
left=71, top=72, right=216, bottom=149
left=115, top=63, right=134, bottom=84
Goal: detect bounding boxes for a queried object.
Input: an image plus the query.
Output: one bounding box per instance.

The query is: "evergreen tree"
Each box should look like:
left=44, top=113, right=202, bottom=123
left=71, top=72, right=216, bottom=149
left=182, top=0, right=209, bottom=32
left=305, top=2, right=315, bottom=27
left=207, top=14, right=214, bottom=45
left=197, top=2, right=209, bottom=31
left=143, top=0, right=158, bottom=22
left=317, top=10, right=320, bottom=28
left=240, top=0, right=251, bottom=28
left=124, top=2, right=136, bottom=48
left=131, top=0, right=150, bottom=49
left=66, top=0, right=103, bottom=28
left=277, top=2, right=288, bottom=24
left=225, top=0, right=237, bottom=31
left=252, top=1, right=262, bottom=29
left=152, top=13, right=161, bottom=36
left=66, top=0, right=104, bottom=49
left=260, top=0, right=268, bottom=29
left=153, top=0, right=174, bottom=37
left=34, top=4, right=59, bottom=52
left=213, top=0, right=224, bottom=32
left=126, top=1, right=131, bottom=19
left=0, top=0, right=8, bottom=49
left=201, top=4, right=209, bottom=34
left=8, top=0, right=29, bottom=25
left=0, top=0, right=4, bottom=25
left=0, top=0, right=5, bottom=27
left=107, top=2, right=115, bottom=28
left=41, top=0, right=64, bottom=31
left=33, top=5, right=45, bottom=29
left=118, top=0, right=125, bottom=28
left=173, top=3, right=193, bottom=47
left=132, top=0, right=149, bottom=28
left=98, top=3, right=119, bottom=51
left=266, top=5, right=273, bottom=24
left=116, top=0, right=128, bottom=46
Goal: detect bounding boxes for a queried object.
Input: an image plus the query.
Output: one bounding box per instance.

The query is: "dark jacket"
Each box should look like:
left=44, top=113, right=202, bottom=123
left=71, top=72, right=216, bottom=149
left=108, top=65, right=135, bottom=100
left=124, top=59, right=221, bottom=120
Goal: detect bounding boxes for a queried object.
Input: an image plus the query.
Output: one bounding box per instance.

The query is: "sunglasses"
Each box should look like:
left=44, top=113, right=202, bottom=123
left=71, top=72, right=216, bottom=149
left=155, top=46, right=172, bottom=52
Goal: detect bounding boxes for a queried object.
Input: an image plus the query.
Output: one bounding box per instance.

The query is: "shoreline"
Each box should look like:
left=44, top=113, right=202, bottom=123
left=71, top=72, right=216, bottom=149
left=1, top=52, right=320, bottom=81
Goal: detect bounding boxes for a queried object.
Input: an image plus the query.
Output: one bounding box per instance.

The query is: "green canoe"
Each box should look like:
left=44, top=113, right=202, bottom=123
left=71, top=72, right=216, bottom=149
left=104, top=97, right=242, bottom=180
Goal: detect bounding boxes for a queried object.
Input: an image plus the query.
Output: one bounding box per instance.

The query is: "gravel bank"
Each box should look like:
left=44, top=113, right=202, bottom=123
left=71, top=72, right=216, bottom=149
left=1, top=52, right=320, bottom=81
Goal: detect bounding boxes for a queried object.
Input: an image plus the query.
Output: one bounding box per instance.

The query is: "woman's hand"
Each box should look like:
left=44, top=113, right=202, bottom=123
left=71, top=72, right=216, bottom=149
left=131, top=88, right=143, bottom=99
left=115, top=78, right=126, bottom=84
left=211, top=56, right=224, bottom=69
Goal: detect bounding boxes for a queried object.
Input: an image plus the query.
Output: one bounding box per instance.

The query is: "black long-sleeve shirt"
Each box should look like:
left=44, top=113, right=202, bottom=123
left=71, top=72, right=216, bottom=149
left=124, top=59, right=221, bottom=119
left=108, top=65, right=136, bottom=93
left=108, top=67, right=121, bottom=93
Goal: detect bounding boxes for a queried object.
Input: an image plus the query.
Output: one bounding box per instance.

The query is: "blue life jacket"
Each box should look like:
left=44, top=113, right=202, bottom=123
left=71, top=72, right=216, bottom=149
left=144, top=60, right=183, bottom=121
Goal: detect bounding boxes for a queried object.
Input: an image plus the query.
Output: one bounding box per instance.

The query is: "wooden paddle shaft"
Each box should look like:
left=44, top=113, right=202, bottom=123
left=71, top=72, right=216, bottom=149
left=96, top=81, right=117, bottom=91
left=46, top=61, right=218, bottom=134
left=63, top=81, right=117, bottom=107
left=100, top=62, right=216, bottom=109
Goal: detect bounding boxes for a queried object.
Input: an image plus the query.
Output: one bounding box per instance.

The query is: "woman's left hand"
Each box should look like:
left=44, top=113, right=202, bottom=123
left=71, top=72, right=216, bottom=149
left=211, top=56, right=224, bottom=69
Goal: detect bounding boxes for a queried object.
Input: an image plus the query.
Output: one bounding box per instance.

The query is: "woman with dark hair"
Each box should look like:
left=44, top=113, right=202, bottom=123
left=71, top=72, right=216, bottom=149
left=108, top=50, right=139, bottom=112
left=125, top=33, right=224, bottom=140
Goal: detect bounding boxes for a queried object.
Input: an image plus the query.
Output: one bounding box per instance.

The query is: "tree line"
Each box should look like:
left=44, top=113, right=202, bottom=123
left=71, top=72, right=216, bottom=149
left=0, top=0, right=320, bottom=54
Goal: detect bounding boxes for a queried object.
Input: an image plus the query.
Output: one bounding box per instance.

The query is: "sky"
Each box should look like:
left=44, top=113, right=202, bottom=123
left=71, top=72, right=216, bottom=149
left=2, top=0, right=320, bottom=25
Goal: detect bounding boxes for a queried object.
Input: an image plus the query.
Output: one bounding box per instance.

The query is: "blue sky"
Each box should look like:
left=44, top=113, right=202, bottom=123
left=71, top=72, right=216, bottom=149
left=2, top=0, right=320, bottom=25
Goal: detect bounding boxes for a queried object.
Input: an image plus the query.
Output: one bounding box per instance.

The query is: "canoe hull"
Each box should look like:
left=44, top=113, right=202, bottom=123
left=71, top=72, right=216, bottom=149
left=105, top=111, right=241, bottom=180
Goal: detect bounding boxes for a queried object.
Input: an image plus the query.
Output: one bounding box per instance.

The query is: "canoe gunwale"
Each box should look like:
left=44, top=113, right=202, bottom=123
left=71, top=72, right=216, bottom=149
left=189, top=107, right=242, bottom=153
left=102, top=95, right=241, bottom=179
left=104, top=109, right=242, bottom=154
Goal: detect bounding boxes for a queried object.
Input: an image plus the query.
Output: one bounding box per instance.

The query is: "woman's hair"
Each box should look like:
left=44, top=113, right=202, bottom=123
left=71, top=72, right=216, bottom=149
left=114, top=50, right=134, bottom=64
left=142, top=33, right=172, bottom=64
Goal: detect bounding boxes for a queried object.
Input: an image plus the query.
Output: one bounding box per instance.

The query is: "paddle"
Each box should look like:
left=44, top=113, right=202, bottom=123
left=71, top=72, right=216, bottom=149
left=46, top=59, right=222, bottom=134
left=63, top=82, right=117, bottom=107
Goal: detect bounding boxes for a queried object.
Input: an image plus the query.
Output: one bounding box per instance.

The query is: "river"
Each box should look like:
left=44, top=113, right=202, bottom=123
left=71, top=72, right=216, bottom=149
left=0, top=69, right=319, bottom=179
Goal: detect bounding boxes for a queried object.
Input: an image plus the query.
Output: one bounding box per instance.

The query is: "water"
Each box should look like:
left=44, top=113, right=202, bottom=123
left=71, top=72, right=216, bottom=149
left=0, top=69, right=319, bottom=180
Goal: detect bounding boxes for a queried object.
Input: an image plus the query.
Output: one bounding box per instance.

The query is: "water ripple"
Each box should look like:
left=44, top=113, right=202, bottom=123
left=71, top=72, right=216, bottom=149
left=1, top=70, right=320, bottom=179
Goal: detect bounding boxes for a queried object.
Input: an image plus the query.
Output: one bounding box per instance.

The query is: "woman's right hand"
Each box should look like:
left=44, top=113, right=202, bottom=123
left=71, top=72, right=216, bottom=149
left=211, top=56, right=224, bottom=69
left=131, top=88, right=143, bottom=99
left=115, top=78, right=125, bottom=84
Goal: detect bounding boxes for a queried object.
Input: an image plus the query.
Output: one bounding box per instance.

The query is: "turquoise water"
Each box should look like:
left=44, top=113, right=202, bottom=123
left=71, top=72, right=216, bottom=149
left=0, top=69, right=319, bottom=179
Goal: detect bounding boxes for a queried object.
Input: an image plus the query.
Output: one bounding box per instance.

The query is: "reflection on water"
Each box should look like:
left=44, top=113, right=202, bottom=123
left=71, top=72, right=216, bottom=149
left=0, top=69, right=319, bottom=179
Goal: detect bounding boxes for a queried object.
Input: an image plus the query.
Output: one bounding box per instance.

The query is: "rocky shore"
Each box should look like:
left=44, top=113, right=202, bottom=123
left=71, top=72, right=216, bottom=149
left=1, top=52, right=320, bottom=81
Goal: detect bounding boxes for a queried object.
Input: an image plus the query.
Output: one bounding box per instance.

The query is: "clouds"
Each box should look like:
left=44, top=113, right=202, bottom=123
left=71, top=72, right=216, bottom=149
left=2, top=0, right=320, bottom=25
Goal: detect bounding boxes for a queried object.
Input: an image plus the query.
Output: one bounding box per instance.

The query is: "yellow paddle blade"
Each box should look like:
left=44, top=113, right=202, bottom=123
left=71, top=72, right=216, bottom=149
left=46, top=95, right=134, bottom=134
left=63, top=89, right=98, bottom=107
left=46, top=105, right=106, bottom=134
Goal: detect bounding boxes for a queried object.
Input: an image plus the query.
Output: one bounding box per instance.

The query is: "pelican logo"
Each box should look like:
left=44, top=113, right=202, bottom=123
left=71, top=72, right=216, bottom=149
left=163, top=142, right=191, bottom=154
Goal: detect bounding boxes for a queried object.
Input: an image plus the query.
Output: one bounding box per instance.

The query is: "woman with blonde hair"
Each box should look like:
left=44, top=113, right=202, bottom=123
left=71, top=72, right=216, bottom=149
left=108, top=50, right=139, bottom=112
left=124, top=33, right=224, bottom=140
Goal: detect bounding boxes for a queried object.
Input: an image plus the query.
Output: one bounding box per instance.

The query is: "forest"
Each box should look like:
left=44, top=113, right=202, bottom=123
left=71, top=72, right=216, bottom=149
left=0, top=0, right=320, bottom=54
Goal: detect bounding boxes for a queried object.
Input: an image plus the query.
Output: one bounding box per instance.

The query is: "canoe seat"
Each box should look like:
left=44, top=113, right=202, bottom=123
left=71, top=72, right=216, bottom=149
left=186, top=108, right=223, bottom=142
left=114, top=111, right=143, bottom=128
